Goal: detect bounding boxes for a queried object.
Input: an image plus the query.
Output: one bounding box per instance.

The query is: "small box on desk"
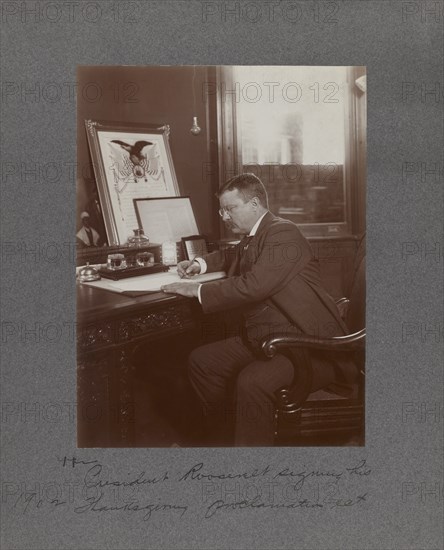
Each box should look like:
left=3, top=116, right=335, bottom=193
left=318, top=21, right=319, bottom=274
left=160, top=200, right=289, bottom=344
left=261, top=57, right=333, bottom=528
left=158, top=242, right=187, bottom=265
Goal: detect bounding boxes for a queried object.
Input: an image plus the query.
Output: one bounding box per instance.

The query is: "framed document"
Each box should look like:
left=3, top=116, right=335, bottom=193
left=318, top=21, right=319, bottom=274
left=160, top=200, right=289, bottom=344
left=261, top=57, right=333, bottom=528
left=181, top=235, right=208, bottom=261
left=85, top=120, right=180, bottom=246
left=133, top=196, right=199, bottom=244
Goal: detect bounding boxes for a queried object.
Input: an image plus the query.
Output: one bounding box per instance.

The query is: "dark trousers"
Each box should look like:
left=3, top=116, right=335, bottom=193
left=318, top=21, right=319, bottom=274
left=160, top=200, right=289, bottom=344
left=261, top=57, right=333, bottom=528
left=188, top=336, right=337, bottom=446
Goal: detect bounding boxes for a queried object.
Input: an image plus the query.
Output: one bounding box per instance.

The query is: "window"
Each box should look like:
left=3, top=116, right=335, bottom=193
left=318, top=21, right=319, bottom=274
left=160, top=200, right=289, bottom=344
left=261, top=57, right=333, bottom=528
left=216, top=66, right=366, bottom=237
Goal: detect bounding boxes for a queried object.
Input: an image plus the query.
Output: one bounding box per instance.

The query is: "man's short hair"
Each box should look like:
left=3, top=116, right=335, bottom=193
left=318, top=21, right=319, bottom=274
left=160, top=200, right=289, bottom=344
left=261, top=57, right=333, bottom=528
left=217, top=173, right=269, bottom=208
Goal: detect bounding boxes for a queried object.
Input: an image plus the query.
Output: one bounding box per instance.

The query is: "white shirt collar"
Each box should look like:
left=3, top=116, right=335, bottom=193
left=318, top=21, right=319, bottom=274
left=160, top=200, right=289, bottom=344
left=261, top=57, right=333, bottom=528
left=248, top=211, right=268, bottom=237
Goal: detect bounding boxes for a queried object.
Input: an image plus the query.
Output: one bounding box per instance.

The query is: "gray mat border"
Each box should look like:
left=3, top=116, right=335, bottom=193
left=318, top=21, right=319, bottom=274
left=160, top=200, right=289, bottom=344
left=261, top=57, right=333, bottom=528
left=1, top=1, right=443, bottom=549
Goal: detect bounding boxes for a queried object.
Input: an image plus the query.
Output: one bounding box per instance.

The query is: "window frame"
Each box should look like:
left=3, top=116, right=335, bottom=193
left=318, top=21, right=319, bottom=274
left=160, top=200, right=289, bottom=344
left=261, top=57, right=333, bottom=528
left=216, top=65, right=366, bottom=239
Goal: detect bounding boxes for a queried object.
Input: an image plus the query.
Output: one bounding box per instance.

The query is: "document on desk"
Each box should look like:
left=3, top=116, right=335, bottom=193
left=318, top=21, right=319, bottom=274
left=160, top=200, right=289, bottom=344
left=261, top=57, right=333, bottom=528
left=84, top=270, right=226, bottom=295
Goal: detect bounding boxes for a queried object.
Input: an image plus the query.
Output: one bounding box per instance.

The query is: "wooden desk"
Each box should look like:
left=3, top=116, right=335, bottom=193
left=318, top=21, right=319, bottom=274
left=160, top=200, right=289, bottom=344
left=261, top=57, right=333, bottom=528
left=77, top=282, right=200, bottom=447
left=76, top=235, right=360, bottom=447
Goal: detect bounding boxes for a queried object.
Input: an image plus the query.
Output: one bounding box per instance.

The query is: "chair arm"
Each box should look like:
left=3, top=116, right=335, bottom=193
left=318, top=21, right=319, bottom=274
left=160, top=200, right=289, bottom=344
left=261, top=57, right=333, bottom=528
left=261, top=329, right=366, bottom=358
left=335, top=297, right=350, bottom=320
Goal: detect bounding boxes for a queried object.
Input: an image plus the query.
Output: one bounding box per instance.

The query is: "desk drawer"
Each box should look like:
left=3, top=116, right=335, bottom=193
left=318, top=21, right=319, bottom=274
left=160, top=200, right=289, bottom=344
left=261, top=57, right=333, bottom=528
left=78, top=301, right=196, bottom=354
left=117, top=302, right=195, bottom=343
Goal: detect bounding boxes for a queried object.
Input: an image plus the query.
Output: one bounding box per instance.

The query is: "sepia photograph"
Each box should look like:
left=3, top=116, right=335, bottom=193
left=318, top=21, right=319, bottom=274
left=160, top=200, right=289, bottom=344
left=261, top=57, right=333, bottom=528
left=76, top=65, right=366, bottom=448
left=1, top=1, right=442, bottom=549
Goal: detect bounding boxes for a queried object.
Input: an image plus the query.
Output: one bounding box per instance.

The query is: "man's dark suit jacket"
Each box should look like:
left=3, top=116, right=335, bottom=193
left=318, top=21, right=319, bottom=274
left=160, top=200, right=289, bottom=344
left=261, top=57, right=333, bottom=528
left=199, top=211, right=357, bottom=392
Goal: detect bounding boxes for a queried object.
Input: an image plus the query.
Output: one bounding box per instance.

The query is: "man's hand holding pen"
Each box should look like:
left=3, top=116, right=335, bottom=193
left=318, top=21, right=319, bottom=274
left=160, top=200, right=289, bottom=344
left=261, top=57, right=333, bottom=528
left=161, top=260, right=201, bottom=297
left=176, top=259, right=201, bottom=279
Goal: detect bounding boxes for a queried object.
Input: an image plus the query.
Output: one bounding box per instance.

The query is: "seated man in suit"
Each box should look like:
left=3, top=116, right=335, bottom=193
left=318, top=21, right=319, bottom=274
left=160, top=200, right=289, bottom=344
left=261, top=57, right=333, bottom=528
left=161, top=173, right=355, bottom=446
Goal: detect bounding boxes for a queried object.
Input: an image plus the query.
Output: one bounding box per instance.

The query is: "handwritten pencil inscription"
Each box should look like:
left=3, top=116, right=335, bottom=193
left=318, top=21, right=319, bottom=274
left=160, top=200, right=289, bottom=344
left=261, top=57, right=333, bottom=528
left=5, top=457, right=372, bottom=522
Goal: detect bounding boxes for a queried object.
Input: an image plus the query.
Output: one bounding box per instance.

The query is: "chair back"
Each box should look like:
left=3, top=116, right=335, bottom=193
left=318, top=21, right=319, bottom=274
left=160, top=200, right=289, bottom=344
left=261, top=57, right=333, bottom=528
left=345, top=234, right=366, bottom=333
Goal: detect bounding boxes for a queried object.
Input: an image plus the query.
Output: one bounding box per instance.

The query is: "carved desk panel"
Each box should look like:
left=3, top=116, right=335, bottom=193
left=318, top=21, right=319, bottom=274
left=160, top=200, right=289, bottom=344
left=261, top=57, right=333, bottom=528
left=77, top=283, right=199, bottom=446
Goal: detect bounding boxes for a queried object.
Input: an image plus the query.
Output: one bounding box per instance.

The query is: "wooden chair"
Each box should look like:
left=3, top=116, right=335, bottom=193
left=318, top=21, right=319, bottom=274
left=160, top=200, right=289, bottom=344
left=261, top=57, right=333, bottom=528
left=261, top=234, right=366, bottom=445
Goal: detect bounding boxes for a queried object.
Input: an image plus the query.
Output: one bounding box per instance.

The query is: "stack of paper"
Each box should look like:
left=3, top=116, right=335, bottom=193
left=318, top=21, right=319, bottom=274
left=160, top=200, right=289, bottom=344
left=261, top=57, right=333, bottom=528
left=83, top=270, right=226, bottom=294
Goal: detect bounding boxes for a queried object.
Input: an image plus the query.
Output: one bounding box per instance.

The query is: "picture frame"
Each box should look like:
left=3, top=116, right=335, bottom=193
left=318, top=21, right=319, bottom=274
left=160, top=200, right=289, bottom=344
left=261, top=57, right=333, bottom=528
left=85, top=120, right=180, bottom=246
left=181, top=235, right=208, bottom=261
left=133, top=196, right=200, bottom=244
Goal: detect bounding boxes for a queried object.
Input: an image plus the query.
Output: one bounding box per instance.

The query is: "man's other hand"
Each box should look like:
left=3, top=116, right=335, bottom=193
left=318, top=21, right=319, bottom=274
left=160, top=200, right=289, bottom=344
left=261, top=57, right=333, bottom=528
left=177, top=260, right=201, bottom=279
left=161, top=282, right=200, bottom=298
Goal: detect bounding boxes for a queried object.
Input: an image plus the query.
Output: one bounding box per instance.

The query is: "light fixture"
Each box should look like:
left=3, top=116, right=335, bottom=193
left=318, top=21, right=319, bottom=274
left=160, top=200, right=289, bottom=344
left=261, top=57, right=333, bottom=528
left=190, top=66, right=202, bottom=136
left=190, top=116, right=201, bottom=135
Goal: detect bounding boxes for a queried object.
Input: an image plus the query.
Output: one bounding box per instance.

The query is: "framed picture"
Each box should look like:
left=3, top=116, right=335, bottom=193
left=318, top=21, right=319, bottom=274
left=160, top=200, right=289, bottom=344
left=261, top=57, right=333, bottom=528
left=85, top=120, right=180, bottom=245
left=181, top=235, right=208, bottom=261
left=133, top=196, right=199, bottom=244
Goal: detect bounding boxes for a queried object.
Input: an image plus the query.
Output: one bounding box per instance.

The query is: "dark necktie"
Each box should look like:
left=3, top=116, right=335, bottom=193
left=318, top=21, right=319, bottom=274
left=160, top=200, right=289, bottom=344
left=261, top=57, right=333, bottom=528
left=85, top=228, right=94, bottom=246
left=228, top=236, right=254, bottom=276
left=239, top=235, right=254, bottom=274
left=239, top=235, right=253, bottom=254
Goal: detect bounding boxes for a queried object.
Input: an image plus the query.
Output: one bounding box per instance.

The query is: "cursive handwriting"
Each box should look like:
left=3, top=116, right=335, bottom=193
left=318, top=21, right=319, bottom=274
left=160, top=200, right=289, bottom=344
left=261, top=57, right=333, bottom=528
left=205, top=493, right=368, bottom=518
left=74, top=493, right=187, bottom=521
left=179, top=462, right=271, bottom=482
left=57, top=456, right=99, bottom=469
left=6, top=456, right=372, bottom=522
left=84, top=463, right=169, bottom=489
left=206, top=495, right=322, bottom=518
left=323, top=493, right=368, bottom=509
left=14, top=491, right=67, bottom=514
left=346, top=459, right=371, bottom=476
left=273, top=467, right=343, bottom=489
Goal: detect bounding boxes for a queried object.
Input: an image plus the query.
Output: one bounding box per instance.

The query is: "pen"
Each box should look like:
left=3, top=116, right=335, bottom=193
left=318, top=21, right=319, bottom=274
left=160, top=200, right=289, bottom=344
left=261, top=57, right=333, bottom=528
left=183, top=256, right=198, bottom=278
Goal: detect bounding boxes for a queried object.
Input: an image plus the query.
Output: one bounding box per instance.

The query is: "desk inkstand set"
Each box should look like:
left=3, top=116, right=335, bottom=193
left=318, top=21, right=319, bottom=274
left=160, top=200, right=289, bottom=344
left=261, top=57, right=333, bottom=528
left=78, top=229, right=168, bottom=282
